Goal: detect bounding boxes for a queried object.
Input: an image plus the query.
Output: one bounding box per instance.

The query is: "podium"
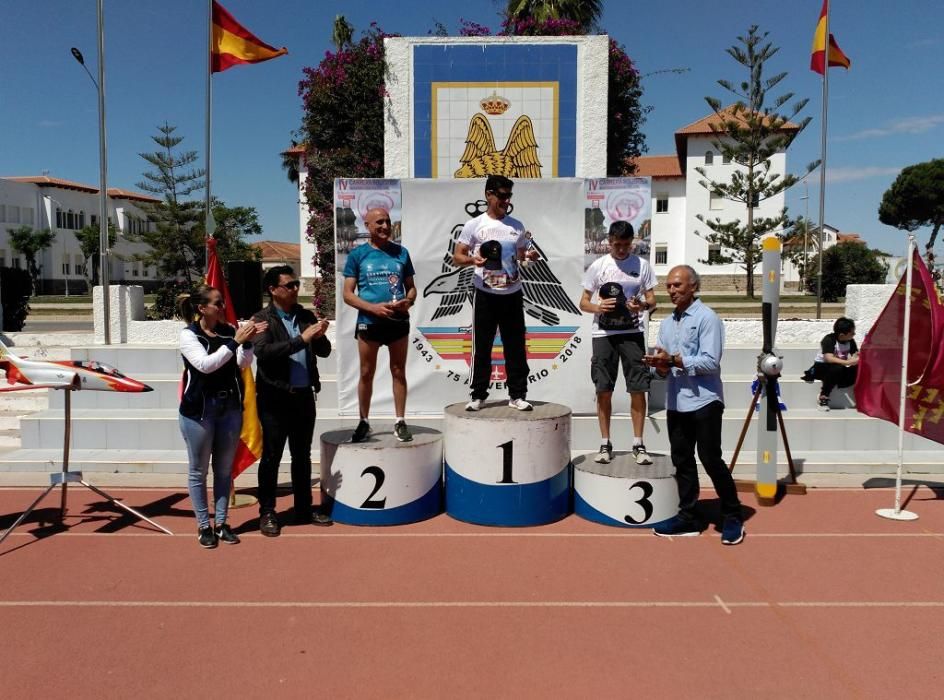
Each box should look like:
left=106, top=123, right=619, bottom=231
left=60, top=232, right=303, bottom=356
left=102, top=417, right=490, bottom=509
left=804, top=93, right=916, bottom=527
left=573, top=452, right=678, bottom=528
left=443, top=402, right=571, bottom=526
left=320, top=427, right=443, bottom=525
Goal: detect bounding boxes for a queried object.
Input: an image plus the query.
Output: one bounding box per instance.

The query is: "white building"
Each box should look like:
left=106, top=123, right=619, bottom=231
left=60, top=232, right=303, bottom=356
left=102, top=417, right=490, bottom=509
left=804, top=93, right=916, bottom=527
left=0, top=175, right=160, bottom=294
left=632, top=107, right=796, bottom=291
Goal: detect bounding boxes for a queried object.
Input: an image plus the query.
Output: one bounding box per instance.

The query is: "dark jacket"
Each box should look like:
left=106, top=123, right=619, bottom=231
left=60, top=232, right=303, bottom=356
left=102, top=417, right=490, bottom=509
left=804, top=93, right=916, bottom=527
left=252, top=302, right=331, bottom=394
left=179, top=322, right=243, bottom=420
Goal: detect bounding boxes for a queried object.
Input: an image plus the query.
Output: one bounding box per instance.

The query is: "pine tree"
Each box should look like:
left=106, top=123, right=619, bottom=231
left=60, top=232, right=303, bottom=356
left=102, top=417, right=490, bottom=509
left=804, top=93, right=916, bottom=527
left=695, top=26, right=818, bottom=298
left=133, top=122, right=206, bottom=286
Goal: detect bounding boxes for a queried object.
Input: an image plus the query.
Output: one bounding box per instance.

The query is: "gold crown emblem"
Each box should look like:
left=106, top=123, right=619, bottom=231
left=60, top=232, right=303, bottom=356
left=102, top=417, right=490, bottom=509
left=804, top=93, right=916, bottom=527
left=480, top=91, right=510, bottom=115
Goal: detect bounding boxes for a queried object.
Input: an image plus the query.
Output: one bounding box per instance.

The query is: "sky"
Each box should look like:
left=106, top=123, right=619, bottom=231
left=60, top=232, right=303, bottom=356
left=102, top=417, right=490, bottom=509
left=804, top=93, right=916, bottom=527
left=2, top=0, right=942, bottom=256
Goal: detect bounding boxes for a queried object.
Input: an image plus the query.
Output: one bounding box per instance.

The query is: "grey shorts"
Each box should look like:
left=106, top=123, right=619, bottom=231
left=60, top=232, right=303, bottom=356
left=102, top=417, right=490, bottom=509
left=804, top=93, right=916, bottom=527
left=591, top=333, right=651, bottom=393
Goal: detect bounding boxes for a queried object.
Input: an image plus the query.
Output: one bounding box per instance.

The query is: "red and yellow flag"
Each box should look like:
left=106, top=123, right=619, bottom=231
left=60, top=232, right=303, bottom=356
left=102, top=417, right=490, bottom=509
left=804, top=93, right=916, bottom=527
left=211, top=1, right=287, bottom=73
left=205, top=238, right=264, bottom=477
left=811, top=0, right=851, bottom=74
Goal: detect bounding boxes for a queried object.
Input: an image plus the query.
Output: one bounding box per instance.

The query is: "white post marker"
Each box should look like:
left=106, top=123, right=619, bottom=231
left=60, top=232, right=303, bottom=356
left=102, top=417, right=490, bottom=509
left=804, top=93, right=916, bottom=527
left=877, top=235, right=919, bottom=522
left=443, top=402, right=571, bottom=526
left=573, top=453, right=678, bottom=528
left=320, top=428, right=443, bottom=526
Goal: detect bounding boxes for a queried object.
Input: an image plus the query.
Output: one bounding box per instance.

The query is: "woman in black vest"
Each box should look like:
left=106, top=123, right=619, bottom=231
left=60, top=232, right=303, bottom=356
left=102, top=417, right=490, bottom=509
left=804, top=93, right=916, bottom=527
left=178, top=286, right=267, bottom=548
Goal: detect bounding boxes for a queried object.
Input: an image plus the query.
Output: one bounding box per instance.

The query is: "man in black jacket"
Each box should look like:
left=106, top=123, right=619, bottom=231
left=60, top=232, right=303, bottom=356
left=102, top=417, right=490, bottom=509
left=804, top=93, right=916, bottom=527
left=252, top=265, right=332, bottom=536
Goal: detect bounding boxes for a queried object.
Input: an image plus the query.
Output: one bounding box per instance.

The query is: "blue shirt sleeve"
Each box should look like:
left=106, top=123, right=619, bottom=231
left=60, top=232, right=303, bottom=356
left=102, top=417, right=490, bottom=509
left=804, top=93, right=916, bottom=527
left=681, top=313, right=723, bottom=376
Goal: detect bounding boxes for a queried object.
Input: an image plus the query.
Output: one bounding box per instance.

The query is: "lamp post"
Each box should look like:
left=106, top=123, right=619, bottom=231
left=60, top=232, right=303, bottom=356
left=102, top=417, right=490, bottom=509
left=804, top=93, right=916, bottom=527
left=70, top=2, right=110, bottom=343
left=800, top=181, right=809, bottom=292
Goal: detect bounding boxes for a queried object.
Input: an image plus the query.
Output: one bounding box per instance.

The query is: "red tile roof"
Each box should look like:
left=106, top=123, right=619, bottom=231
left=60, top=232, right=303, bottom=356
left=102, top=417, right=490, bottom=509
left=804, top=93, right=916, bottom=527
left=837, top=233, right=865, bottom=245
left=282, top=145, right=305, bottom=156
left=106, top=188, right=161, bottom=203
left=3, top=175, right=99, bottom=193
left=252, top=240, right=300, bottom=261
left=629, top=155, right=683, bottom=178
left=674, top=105, right=800, bottom=162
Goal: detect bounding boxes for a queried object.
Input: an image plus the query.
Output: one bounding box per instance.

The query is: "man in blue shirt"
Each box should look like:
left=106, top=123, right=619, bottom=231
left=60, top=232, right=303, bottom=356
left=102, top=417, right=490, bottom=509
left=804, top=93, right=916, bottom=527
left=343, top=207, right=417, bottom=443
left=643, top=265, right=744, bottom=545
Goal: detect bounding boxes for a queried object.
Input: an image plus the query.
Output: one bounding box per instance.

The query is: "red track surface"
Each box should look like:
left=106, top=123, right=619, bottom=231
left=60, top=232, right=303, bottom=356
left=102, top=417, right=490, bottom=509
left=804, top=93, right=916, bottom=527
left=2, top=484, right=943, bottom=698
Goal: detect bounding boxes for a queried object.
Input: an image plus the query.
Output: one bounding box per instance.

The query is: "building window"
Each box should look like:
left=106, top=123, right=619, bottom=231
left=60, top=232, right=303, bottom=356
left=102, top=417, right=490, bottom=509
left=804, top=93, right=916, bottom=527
left=8, top=206, right=20, bottom=224
left=23, top=208, right=34, bottom=226
left=91, top=214, right=98, bottom=227
left=132, top=263, right=140, bottom=277
left=655, top=245, right=668, bottom=265
left=722, top=152, right=731, bottom=164
left=62, top=262, right=71, bottom=275
left=708, top=244, right=724, bottom=263
left=709, top=191, right=724, bottom=210
left=74, top=255, right=85, bottom=276
left=78, top=211, right=86, bottom=229
left=13, top=257, right=22, bottom=269
left=705, top=151, right=714, bottom=165
left=56, top=208, right=64, bottom=228
left=655, top=195, right=669, bottom=214
left=66, top=210, right=76, bottom=229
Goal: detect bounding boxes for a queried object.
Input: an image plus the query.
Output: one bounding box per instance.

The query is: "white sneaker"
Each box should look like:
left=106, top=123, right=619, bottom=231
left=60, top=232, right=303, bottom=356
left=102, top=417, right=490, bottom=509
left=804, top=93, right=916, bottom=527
left=508, top=398, right=533, bottom=411
left=465, top=399, right=485, bottom=411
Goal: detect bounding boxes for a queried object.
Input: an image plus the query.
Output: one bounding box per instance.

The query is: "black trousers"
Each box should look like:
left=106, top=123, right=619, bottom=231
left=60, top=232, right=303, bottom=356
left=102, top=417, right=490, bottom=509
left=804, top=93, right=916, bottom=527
left=814, top=361, right=857, bottom=396
left=256, top=387, right=316, bottom=519
left=470, top=289, right=529, bottom=401
left=667, top=400, right=742, bottom=522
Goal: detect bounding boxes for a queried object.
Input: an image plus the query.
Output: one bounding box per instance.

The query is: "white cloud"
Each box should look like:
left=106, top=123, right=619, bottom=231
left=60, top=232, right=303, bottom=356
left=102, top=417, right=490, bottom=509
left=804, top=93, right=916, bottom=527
left=837, top=115, right=944, bottom=141
left=825, top=167, right=902, bottom=184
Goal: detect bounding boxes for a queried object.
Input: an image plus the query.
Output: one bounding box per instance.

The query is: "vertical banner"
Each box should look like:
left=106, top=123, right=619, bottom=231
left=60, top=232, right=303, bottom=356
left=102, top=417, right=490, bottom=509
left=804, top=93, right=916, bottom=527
left=334, top=179, right=402, bottom=415
left=335, top=179, right=651, bottom=415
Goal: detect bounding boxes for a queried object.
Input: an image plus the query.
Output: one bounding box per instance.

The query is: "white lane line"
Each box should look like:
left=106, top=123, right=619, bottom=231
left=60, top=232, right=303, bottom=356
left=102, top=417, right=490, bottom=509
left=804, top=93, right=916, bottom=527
left=2, top=531, right=942, bottom=539
left=0, top=600, right=942, bottom=610
left=714, top=595, right=732, bottom=614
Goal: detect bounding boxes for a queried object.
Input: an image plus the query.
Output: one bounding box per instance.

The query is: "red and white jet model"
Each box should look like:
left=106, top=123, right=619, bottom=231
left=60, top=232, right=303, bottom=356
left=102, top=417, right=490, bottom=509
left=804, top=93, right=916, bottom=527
left=0, top=340, right=153, bottom=393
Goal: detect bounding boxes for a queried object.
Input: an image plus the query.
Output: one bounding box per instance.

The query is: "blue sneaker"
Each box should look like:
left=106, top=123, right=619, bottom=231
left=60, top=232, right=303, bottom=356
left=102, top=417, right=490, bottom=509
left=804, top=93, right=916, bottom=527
left=653, top=515, right=701, bottom=538
left=721, top=517, right=745, bottom=545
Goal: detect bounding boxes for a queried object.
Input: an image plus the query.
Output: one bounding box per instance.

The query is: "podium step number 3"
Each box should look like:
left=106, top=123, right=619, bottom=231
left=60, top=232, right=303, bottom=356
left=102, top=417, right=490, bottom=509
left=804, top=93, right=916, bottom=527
left=574, top=453, right=679, bottom=528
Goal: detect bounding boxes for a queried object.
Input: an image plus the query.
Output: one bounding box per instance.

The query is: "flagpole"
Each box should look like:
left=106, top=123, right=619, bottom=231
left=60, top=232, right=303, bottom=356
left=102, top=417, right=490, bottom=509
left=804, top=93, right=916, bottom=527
left=876, top=234, right=919, bottom=521
left=815, top=1, right=830, bottom=320
left=205, top=0, right=213, bottom=273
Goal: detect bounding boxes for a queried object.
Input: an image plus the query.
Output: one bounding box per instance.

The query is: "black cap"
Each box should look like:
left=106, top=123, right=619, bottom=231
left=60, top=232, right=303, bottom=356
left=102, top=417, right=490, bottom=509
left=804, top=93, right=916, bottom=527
left=599, top=282, right=626, bottom=303
left=480, top=240, right=504, bottom=270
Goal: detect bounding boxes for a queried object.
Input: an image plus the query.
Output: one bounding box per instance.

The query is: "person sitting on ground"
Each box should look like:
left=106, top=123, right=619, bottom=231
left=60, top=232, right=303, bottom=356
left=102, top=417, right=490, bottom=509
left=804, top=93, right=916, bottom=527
left=811, top=317, right=858, bottom=411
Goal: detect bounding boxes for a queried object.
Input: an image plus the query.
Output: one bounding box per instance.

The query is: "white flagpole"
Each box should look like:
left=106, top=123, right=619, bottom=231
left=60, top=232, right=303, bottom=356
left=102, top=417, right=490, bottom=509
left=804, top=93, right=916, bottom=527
left=876, top=234, right=919, bottom=521
left=815, top=1, right=830, bottom=320
left=205, top=0, right=216, bottom=272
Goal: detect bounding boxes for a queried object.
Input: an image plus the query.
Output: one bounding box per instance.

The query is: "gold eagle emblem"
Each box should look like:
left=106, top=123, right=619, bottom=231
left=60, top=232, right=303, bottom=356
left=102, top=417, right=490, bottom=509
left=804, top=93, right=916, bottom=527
left=454, top=113, right=542, bottom=179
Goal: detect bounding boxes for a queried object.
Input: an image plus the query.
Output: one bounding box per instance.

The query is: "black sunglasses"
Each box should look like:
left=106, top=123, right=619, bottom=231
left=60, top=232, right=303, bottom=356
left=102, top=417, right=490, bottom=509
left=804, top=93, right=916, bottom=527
left=277, top=280, right=301, bottom=290
left=488, top=190, right=513, bottom=201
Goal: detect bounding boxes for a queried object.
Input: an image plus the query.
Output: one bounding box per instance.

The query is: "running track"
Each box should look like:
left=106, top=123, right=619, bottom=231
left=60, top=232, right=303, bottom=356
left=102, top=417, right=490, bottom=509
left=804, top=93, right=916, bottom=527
left=1, top=484, right=943, bottom=698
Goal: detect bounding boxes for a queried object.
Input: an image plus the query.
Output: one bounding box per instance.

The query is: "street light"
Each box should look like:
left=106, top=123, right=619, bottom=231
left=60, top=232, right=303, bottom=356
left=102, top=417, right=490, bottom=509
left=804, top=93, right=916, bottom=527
left=69, top=1, right=110, bottom=343
left=800, top=181, right=809, bottom=292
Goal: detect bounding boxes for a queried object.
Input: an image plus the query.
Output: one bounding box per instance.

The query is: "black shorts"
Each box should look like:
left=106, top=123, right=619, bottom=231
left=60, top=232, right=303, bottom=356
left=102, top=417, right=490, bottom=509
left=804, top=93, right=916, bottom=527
left=355, top=319, right=410, bottom=346
left=591, top=333, right=651, bottom=393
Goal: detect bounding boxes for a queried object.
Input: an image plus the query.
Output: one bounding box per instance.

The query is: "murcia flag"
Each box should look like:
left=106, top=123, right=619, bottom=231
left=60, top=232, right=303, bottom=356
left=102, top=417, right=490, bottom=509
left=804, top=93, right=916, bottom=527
left=855, top=250, right=944, bottom=446
left=211, top=1, right=287, bottom=73
left=811, top=0, right=851, bottom=74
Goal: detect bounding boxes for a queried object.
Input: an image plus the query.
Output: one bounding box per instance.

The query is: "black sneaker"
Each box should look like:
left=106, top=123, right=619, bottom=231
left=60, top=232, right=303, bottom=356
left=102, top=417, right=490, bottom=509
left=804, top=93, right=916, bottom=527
left=216, top=523, right=240, bottom=545
left=594, top=442, right=613, bottom=464
left=351, top=419, right=372, bottom=443
left=632, top=443, right=653, bottom=465
left=394, top=421, right=413, bottom=443
left=818, top=395, right=830, bottom=412
left=259, top=512, right=281, bottom=537
left=198, top=526, right=218, bottom=549
left=721, top=517, right=745, bottom=545
left=311, top=510, right=334, bottom=527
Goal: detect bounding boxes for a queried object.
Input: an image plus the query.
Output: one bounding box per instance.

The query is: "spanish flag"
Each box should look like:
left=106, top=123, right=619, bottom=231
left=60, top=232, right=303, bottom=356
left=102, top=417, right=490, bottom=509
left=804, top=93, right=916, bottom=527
left=810, top=0, right=851, bottom=74
left=204, top=238, right=264, bottom=477
left=211, top=1, right=287, bottom=73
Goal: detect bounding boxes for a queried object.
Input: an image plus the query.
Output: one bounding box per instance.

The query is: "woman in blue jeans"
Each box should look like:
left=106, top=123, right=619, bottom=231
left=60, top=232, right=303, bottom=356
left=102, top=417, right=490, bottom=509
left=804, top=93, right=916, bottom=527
left=178, top=286, right=266, bottom=548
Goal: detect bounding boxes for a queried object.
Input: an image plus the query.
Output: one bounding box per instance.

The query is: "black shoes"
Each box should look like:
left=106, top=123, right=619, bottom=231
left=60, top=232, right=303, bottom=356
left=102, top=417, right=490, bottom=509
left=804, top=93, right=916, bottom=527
left=260, top=512, right=281, bottom=537
left=198, top=526, right=218, bottom=549
left=312, top=510, right=334, bottom=527
left=216, top=523, right=240, bottom=545
left=351, top=419, right=372, bottom=443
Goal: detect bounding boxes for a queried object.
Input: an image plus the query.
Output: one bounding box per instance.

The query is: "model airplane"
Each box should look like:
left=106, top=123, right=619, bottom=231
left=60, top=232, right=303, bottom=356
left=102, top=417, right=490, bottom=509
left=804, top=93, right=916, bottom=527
left=0, top=340, right=153, bottom=393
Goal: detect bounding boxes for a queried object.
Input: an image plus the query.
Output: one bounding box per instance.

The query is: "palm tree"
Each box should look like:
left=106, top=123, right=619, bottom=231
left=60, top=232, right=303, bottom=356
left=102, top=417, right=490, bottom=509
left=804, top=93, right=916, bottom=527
left=331, top=15, right=354, bottom=50
left=505, top=0, right=604, bottom=32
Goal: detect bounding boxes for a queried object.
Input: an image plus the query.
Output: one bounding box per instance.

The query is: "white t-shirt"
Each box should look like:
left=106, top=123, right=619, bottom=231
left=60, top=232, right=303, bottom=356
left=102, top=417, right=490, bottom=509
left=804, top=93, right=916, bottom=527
left=581, top=254, right=656, bottom=337
left=457, top=212, right=528, bottom=295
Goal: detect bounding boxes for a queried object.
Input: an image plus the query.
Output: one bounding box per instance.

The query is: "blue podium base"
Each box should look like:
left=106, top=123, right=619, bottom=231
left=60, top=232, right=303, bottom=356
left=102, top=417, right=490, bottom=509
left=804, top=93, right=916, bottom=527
left=573, top=490, right=674, bottom=529
left=444, top=462, right=572, bottom=527
left=324, top=480, right=443, bottom=526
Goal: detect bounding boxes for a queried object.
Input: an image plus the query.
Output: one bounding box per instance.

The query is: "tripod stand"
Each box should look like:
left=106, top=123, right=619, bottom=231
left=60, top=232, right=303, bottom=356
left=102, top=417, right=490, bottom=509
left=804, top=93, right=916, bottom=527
left=729, top=373, right=806, bottom=499
left=0, top=387, right=173, bottom=545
